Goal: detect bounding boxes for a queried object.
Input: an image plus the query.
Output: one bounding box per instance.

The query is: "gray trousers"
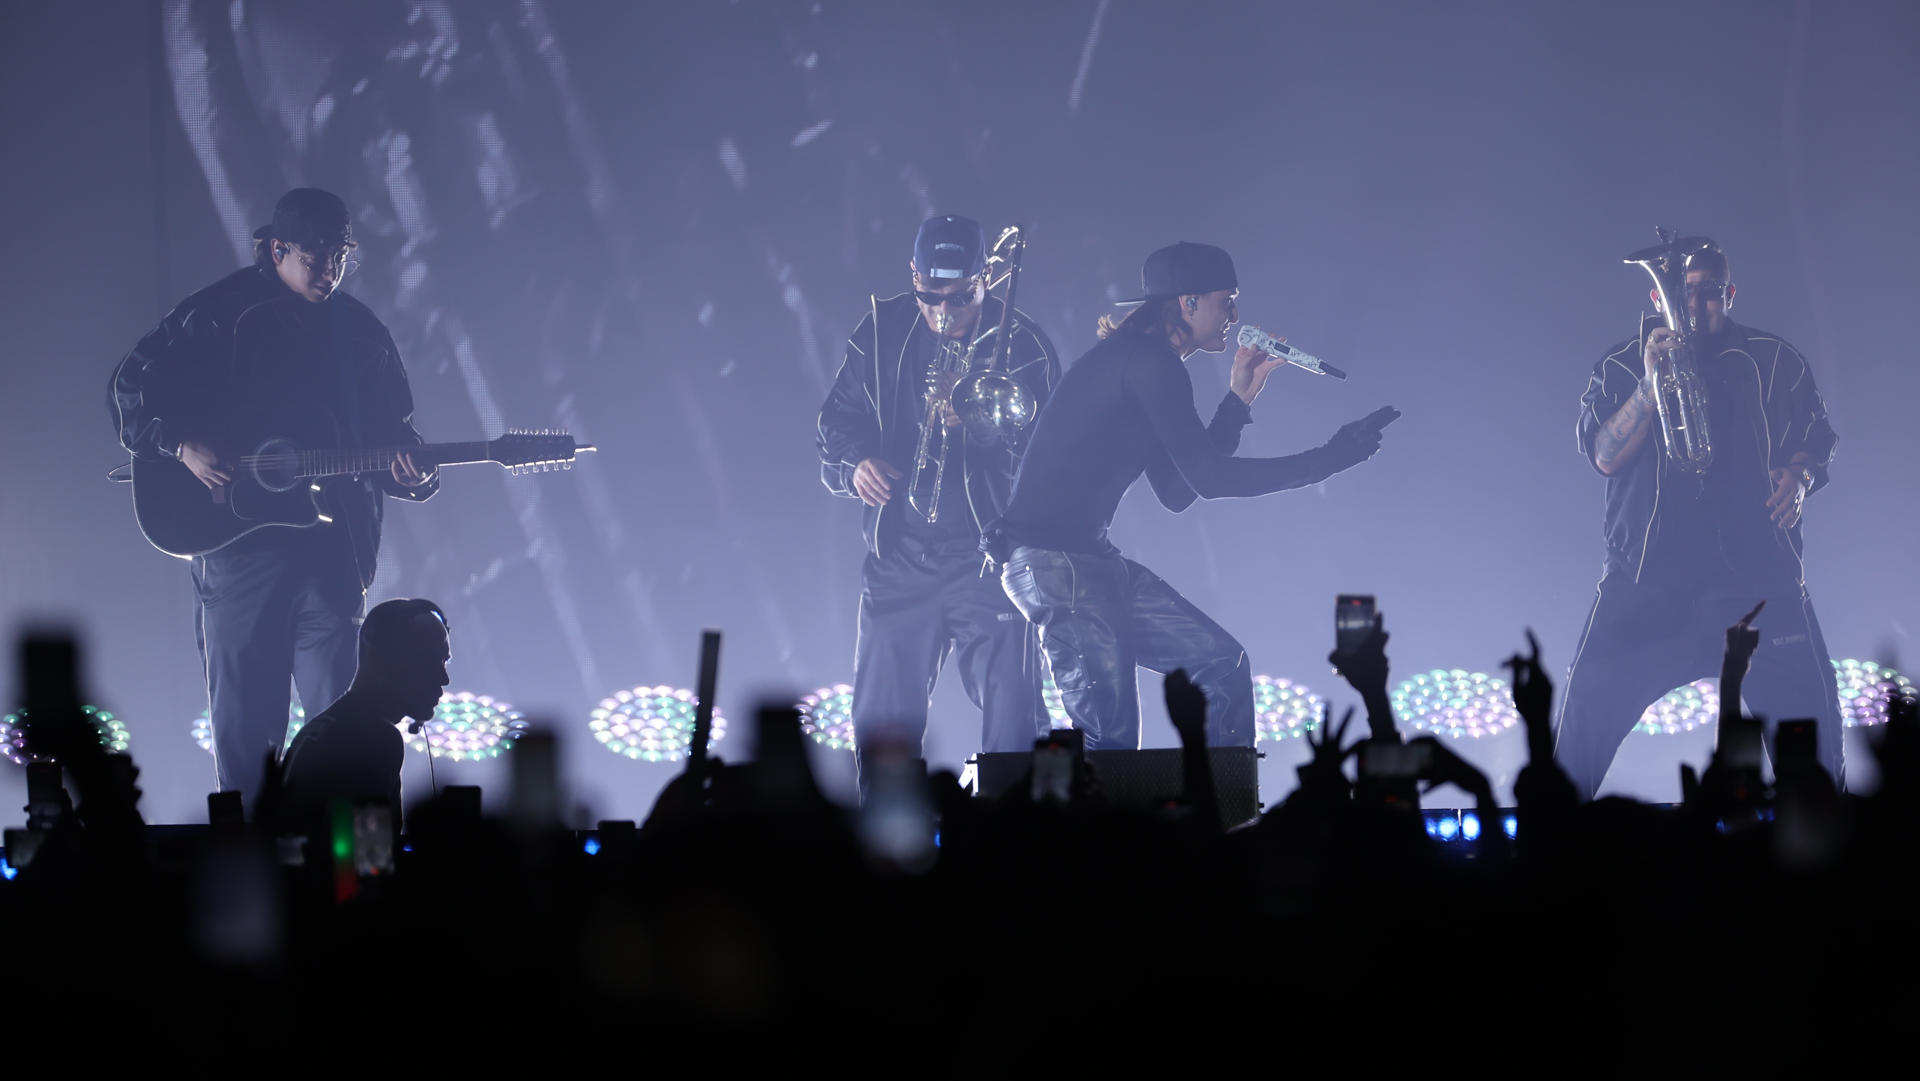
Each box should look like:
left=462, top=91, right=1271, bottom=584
left=194, top=527, right=364, bottom=809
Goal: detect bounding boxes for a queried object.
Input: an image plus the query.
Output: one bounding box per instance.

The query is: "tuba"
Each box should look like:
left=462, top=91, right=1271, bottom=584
left=1624, top=228, right=1715, bottom=474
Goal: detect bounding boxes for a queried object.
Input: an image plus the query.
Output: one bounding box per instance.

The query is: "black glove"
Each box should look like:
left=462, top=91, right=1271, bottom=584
left=1319, top=405, right=1400, bottom=474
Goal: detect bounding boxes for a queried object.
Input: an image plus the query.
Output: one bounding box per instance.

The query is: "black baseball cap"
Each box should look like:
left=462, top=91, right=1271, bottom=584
left=913, top=214, right=987, bottom=281
left=252, top=188, right=355, bottom=251
left=1117, top=241, right=1237, bottom=304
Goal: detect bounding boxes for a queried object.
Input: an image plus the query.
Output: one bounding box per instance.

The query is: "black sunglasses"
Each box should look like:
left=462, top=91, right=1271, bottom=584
left=1685, top=279, right=1729, bottom=300
left=914, top=285, right=977, bottom=307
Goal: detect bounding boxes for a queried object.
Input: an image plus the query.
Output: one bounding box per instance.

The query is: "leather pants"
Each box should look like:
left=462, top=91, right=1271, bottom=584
left=1000, top=545, right=1253, bottom=750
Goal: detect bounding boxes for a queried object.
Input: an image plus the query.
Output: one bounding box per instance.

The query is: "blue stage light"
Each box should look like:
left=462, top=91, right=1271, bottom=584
left=1460, top=812, right=1482, bottom=841
left=1502, top=815, right=1518, bottom=839
left=583, top=836, right=602, bottom=856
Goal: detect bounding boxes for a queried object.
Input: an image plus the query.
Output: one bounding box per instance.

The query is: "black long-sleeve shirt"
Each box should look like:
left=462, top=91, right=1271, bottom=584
left=109, top=265, right=435, bottom=585
left=1576, top=315, right=1837, bottom=584
left=996, top=330, right=1339, bottom=554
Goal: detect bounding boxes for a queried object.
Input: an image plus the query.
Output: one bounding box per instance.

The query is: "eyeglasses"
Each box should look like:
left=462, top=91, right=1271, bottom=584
left=293, top=245, right=361, bottom=278
left=914, top=285, right=977, bottom=308
left=1685, top=280, right=1728, bottom=301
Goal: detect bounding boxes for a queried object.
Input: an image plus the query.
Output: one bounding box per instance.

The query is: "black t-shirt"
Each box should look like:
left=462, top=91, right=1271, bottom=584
left=279, top=693, right=406, bottom=824
left=1576, top=316, right=1836, bottom=586
left=997, top=330, right=1334, bottom=554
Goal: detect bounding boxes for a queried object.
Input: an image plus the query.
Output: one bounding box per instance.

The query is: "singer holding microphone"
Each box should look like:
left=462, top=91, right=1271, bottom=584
left=984, top=242, right=1399, bottom=749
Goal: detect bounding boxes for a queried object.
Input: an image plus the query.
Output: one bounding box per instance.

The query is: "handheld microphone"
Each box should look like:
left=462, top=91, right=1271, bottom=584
left=1237, top=326, right=1348, bottom=380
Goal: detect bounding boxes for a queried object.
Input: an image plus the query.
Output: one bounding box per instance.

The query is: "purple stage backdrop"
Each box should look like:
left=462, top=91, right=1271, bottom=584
left=2, top=0, right=1915, bottom=822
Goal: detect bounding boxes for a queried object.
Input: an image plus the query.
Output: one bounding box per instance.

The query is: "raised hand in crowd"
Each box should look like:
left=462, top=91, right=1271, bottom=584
left=643, top=752, right=722, bottom=830
left=1506, top=630, right=1576, bottom=813
left=1164, top=669, right=1218, bottom=827
left=1291, top=705, right=1359, bottom=809
left=1719, top=600, right=1765, bottom=725
left=1411, top=736, right=1497, bottom=818
left=1329, top=610, right=1398, bottom=743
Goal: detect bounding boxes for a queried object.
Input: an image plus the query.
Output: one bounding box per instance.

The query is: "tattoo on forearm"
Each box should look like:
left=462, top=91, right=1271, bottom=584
left=1594, top=389, right=1652, bottom=471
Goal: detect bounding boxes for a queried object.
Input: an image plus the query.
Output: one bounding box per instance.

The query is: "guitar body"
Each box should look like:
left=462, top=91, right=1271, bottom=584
left=132, top=437, right=327, bottom=559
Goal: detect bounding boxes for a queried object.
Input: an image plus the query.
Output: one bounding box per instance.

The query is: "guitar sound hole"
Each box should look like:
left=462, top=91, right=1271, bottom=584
left=249, top=438, right=301, bottom=493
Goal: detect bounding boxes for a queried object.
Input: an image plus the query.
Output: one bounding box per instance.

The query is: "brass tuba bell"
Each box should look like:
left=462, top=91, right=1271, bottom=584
left=1624, top=228, right=1715, bottom=474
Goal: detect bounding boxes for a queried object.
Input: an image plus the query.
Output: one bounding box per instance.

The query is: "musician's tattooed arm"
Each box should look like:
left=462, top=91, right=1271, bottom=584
left=1593, top=379, right=1655, bottom=475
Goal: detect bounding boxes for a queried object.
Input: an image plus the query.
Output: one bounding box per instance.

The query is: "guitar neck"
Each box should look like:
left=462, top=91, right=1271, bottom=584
left=298, top=441, right=492, bottom=479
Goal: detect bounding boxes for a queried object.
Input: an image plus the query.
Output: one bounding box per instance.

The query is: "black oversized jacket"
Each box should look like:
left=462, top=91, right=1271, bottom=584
left=1577, top=314, right=1837, bottom=584
left=110, top=265, right=436, bottom=587
left=816, top=292, right=1059, bottom=557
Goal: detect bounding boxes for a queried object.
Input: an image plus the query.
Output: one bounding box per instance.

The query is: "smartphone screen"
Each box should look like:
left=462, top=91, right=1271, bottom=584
left=1336, top=594, right=1376, bottom=653
left=1360, top=740, right=1428, bottom=779
left=352, top=801, right=395, bottom=875
left=1031, top=746, right=1074, bottom=803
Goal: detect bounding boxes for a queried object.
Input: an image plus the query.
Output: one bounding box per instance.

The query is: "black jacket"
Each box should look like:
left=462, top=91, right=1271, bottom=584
left=817, top=292, right=1059, bottom=557
left=110, top=266, right=436, bottom=587
left=1577, top=314, right=1837, bottom=583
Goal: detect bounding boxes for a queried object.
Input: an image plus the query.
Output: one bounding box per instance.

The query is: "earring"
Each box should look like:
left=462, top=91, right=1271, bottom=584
left=1185, top=297, right=1198, bottom=312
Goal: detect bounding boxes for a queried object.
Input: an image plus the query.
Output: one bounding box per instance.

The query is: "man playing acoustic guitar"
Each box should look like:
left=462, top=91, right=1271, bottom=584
left=110, top=187, right=437, bottom=812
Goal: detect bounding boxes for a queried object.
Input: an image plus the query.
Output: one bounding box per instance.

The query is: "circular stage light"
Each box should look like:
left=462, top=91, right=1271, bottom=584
left=798, top=684, right=856, bottom=750
left=1633, top=679, right=1720, bottom=736
left=409, top=692, right=531, bottom=760
left=191, top=702, right=306, bottom=755
left=1391, top=670, right=1519, bottom=739
left=2, top=706, right=131, bottom=766
left=1253, top=675, right=1324, bottom=742
left=589, top=686, right=728, bottom=763
left=1833, top=659, right=1915, bottom=728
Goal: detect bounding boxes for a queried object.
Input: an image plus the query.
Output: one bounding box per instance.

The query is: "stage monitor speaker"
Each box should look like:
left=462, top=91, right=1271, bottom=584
left=970, top=747, right=1260, bottom=828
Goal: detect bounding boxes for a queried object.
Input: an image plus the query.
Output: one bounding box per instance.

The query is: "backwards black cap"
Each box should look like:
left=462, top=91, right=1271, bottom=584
left=1117, top=241, right=1237, bottom=304
left=252, top=188, right=354, bottom=251
left=913, top=214, right=987, bottom=281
